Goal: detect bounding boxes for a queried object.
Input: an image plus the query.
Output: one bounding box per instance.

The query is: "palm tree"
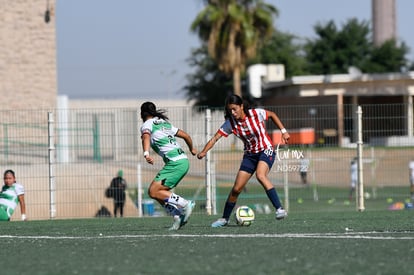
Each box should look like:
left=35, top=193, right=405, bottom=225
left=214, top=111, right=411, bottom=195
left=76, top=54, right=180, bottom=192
left=191, top=0, right=278, bottom=97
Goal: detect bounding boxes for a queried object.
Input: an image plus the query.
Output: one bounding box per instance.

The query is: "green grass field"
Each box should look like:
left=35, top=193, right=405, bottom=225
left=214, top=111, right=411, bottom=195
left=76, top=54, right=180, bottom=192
left=1, top=210, right=413, bottom=275
left=170, top=184, right=413, bottom=216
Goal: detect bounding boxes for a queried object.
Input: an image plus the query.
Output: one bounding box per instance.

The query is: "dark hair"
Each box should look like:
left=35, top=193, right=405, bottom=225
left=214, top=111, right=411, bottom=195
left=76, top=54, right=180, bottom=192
left=140, top=101, right=169, bottom=121
left=224, top=94, right=251, bottom=119
left=4, top=169, right=15, bottom=178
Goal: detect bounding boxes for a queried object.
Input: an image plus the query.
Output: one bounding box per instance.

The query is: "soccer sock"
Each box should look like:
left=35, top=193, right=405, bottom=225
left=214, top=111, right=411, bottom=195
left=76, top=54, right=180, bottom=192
left=164, top=203, right=182, bottom=216
left=222, top=201, right=236, bottom=220
left=266, top=188, right=283, bottom=209
left=166, top=193, right=188, bottom=208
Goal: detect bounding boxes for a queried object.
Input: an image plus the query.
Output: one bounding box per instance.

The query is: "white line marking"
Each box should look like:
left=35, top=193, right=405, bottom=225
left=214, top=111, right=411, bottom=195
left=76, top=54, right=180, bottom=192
left=0, top=232, right=413, bottom=240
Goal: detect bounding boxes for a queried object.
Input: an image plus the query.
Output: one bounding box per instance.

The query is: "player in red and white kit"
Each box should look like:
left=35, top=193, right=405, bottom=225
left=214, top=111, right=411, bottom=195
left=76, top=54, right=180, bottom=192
left=197, top=94, right=290, bottom=227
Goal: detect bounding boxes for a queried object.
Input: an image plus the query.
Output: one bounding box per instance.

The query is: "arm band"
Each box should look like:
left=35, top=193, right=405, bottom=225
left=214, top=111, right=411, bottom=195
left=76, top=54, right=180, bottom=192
left=143, top=151, right=149, bottom=157
left=281, top=128, right=287, bottom=134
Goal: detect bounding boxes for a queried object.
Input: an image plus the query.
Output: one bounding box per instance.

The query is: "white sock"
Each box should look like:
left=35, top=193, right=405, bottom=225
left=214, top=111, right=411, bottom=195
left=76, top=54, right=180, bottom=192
left=167, top=193, right=188, bottom=208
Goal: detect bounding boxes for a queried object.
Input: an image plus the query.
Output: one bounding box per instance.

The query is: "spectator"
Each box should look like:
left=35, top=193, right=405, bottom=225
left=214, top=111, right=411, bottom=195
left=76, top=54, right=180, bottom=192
left=109, top=170, right=127, bottom=217
left=349, top=157, right=358, bottom=201
left=409, top=160, right=414, bottom=201
left=299, top=157, right=310, bottom=184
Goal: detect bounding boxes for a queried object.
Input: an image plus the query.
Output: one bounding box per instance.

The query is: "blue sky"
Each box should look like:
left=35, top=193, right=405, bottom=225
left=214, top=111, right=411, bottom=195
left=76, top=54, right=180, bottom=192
left=56, top=0, right=414, bottom=100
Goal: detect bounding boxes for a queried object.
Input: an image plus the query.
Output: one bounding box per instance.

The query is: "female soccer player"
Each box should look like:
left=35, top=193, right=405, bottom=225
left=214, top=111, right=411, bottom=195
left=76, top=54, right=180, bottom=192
left=140, top=101, right=197, bottom=230
left=197, top=95, right=290, bottom=227
left=0, top=169, right=27, bottom=221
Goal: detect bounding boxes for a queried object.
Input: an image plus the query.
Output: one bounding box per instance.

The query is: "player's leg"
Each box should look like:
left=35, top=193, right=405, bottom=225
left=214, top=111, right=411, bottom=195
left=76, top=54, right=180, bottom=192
left=0, top=207, right=10, bottom=221
left=113, top=202, right=118, bottom=217
left=162, top=159, right=195, bottom=226
left=256, top=152, right=287, bottom=220
left=212, top=153, right=256, bottom=227
left=119, top=201, right=124, bottom=217
left=211, top=171, right=251, bottom=228
left=148, top=159, right=193, bottom=229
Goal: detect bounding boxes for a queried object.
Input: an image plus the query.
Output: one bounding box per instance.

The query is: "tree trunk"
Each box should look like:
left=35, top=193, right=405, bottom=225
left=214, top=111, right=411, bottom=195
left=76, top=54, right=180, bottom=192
left=233, top=66, right=242, bottom=97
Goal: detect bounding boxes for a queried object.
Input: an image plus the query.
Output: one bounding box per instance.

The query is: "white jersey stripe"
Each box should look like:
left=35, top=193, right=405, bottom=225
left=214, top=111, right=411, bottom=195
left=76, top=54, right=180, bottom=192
left=219, top=108, right=273, bottom=153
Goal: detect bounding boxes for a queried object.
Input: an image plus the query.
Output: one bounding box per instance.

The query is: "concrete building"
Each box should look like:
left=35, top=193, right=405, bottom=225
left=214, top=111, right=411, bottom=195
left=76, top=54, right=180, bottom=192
left=0, top=0, right=57, bottom=110
left=249, top=64, right=414, bottom=146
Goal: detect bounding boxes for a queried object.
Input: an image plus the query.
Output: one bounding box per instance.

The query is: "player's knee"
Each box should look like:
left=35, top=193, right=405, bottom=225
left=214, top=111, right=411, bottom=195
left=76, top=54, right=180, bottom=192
left=255, top=173, right=267, bottom=183
left=148, top=187, right=156, bottom=199
left=231, top=187, right=243, bottom=197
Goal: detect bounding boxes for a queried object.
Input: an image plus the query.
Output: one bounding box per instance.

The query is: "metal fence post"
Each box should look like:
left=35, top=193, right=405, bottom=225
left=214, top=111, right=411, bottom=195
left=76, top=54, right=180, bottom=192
left=137, top=163, right=143, bottom=217
left=283, top=160, right=289, bottom=212
left=48, top=112, right=56, bottom=219
left=93, top=114, right=102, bottom=163
left=205, top=109, right=212, bottom=215
left=211, top=161, right=217, bottom=215
left=357, top=106, right=365, bottom=211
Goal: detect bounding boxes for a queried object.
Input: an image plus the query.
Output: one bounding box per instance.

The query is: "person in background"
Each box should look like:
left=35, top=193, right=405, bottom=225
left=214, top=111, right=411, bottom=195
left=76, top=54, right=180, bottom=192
left=140, top=101, right=197, bottom=230
left=299, top=157, right=310, bottom=184
left=409, top=159, right=414, bottom=201
left=0, top=169, right=27, bottom=221
left=349, top=157, right=358, bottom=201
left=110, top=169, right=127, bottom=217
left=197, top=94, right=290, bottom=227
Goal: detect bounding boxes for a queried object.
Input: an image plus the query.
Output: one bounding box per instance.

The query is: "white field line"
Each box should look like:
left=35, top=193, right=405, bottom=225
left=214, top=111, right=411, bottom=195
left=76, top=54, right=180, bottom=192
left=0, top=232, right=413, bottom=240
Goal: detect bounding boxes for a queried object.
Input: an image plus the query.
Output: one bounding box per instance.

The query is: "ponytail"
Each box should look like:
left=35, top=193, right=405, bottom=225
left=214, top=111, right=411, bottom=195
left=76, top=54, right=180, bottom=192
left=140, top=101, right=169, bottom=121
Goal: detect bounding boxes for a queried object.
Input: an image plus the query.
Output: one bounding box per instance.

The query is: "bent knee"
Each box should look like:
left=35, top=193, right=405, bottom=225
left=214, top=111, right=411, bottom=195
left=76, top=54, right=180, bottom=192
left=148, top=185, right=158, bottom=199
left=147, top=188, right=154, bottom=199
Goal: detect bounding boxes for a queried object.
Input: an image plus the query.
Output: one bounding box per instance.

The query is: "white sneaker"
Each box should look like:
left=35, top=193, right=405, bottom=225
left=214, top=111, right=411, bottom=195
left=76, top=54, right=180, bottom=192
left=169, top=215, right=181, bottom=231
left=182, top=200, right=195, bottom=225
left=276, top=208, right=287, bottom=220
left=211, top=218, right=229, bottom=228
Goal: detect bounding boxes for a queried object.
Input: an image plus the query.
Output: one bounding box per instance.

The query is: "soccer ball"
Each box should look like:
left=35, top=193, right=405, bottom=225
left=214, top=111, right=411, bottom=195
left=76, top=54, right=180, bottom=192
left=234, top=205, right=255, bottom=226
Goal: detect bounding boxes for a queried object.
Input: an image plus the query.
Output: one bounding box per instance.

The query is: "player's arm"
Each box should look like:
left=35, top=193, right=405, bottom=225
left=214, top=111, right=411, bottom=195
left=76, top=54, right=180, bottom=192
left=176, top=129, right=197, bottom=156
left=18, top=194, right=26, bottom=221
left=197, top=132, right=222, bottom=159
left=141, top=132, right=154, bottom=164
left=267, top=110, right=290, bottom=144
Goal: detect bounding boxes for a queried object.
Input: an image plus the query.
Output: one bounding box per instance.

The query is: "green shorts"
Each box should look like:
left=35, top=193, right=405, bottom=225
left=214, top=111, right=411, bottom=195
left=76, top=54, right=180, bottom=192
left=154, top=158, right=189, bottom=189
left=0, top=205, right=10, bottom=221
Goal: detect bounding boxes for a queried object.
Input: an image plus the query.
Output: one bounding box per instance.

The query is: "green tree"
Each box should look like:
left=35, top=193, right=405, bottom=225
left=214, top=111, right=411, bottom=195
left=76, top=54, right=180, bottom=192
left=305, top=19, right=371, bottom=74
left=250, top=30, right=308, bottom=77
left=183, top=46, right=233, bottom=107
left=361, top=39, right=410, bottom=73
left=305, top=18, right=410, bottom=74
left=191, top=0, right=277, bottom=97
left=184, top=31, right=307, bottom=106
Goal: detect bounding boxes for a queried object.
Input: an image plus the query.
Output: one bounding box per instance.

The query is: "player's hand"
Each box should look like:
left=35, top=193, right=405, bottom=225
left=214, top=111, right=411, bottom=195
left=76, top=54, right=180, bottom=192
left=144, top=155, right=154, bottom=165
left=197, top=152, right=206, bottom=159
left=190, top=148, right=197, bottom=156
left=282, top=132, right=290, bottom=144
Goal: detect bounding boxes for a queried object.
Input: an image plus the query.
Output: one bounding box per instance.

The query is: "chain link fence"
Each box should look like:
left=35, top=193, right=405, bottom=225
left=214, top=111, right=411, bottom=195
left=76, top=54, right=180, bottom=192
left=1, top=103, right=413, bottom=221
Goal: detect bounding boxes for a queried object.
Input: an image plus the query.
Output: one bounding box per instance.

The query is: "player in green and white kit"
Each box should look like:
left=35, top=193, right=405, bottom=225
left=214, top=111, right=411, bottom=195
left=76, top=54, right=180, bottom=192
left=0, top=169, right=27, bottom=221
left=140, top=102, right=197, bottom=230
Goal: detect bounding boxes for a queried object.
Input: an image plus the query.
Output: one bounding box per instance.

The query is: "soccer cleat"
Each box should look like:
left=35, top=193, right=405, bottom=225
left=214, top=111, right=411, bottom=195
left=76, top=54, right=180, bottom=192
left=276, top=207, right=287, bottom=220
left=168, top=215, right=182, bottom=231
left=181, top=200, right=195, bottom=226
left=211, top=218, right=229, bottom=228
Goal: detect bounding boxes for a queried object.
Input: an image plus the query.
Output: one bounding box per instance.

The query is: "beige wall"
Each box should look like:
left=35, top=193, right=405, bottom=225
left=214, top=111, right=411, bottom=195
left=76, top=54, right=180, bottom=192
left=0, top=0, right=57, bottom=110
